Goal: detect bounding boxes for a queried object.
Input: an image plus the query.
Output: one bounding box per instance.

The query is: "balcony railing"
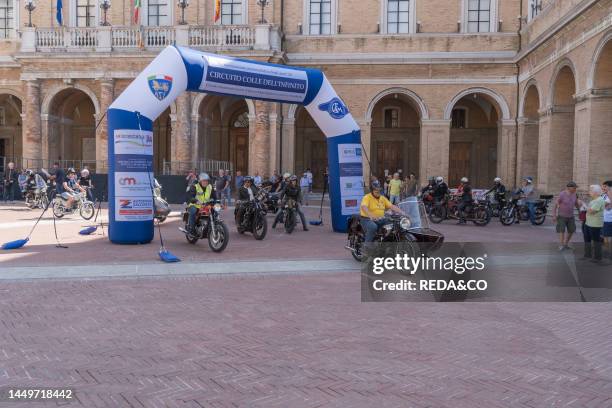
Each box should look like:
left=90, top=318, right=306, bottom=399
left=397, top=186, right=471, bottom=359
left=21, top=24, right=279, bottom=53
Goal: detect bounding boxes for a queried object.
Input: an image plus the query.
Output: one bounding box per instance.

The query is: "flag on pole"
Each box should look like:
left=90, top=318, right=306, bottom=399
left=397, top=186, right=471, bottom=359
left=56, top=0, right=63, bottom=26
left=134, top=0, right=141, bottom=24
left=214, top=0, right=221, bottom=23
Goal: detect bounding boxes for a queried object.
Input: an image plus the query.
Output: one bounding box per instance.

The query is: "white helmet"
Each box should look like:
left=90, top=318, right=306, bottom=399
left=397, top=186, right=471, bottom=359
left=435, top=176, right=443, bottom=183
left=460, top=177, right=468, bottom=183
left=199, top=172, right=210, bottom=181
left=494, top=177, right=501, bottom=183
left=81, top=169, right=90, bottom=177
left=283, top=172, right=291, bottom=179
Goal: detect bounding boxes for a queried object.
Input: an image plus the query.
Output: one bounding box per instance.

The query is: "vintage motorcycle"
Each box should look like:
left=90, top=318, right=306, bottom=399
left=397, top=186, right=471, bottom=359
left=153, top=178, right=171, bottom=223
left=52, top=191, right=95, bottom=220
left=279, top=198, right=299, bottom=234
left=346, top=200, right=444, bottom=262
left=234, top=189, right=268, bottom=240
left=259, top=184, right=280, bottom=215
left=21, top=173, right=49, bottom=209
left=429, top=195, right=491, bottom=226
left=500, top=192, right=552, bottom=226
left=180, top=200, right=229, bottom=252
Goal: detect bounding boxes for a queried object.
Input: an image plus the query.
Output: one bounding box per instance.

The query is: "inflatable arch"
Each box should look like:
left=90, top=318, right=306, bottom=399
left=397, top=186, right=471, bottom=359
left=108, top=46, right=364, bottom=244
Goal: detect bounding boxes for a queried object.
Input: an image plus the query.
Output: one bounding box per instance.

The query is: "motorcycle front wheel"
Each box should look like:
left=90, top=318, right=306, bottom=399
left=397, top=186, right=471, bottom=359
left=429, top=205, right=446, bottom=224
left=350, top=234, right=364, bottom=262
left=80, top=202, right=95, bottom=220
left=534, top=209, right=546, bottom=225
left=208, top=222, right=229, bottom=252
left=52, top=200, right=65, bottom=218
left=472, top=207, right=491, bottom=226
left=252, top=213, right=267, bottom=240
left=285, top=210, right=296, bottom=234
left=500, top=207, right=515, bottom=226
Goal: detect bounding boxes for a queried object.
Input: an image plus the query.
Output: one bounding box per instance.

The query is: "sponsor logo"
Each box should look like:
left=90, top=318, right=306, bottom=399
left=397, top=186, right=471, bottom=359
left=318, top=97, right=349, bottom=119
left=344, top=199, right=358, bottom=208
left=119, top=177, right=142, bottom=186
left=147, top=74, right=173, bottom=101
left=120, top=199, right=132, bottom=208
left=115, top=133, right=153, bottom=149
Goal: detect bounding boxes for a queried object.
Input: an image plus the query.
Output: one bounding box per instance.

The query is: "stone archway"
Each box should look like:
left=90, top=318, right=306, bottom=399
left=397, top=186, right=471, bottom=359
left=538, top=61, right=577, bottom=193
left=0, top=93, right=23, bottom=170
left=445, top=91, right=504, bottom=188
left=517, top=81, right=541, bottom=185
left=45, top=88, right=97, bottom=169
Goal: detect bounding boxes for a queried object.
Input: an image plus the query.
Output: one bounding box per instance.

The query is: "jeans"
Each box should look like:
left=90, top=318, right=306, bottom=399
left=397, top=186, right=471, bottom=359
left=584, top=225, right=603, bottom=243
left=527, top=202, right=537, bottom=224
left=188, top=206, right=199, bottom=231
left=3, top=182, right=16, bottom=201
left=361, top=218, right=387, bottom=242
left=457, top=201, right=471, bottom=221
left=390, top=194, right=400, bottom=205
left=223, top=189, right=231, bottom=205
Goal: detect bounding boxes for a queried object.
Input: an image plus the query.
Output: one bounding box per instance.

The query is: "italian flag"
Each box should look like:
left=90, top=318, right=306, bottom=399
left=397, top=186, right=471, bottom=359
left=214, top=0, right=221, bottom=22
left=134, top=0, right=141, bottom=24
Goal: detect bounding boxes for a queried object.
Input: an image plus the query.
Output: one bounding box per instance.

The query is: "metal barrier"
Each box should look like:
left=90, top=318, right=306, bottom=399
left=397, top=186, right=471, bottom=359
left=0, top=156, right=108, bottom=173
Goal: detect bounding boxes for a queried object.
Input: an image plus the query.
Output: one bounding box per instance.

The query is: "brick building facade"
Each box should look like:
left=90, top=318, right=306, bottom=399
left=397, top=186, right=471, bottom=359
left=0, top=0, right=610, bottom=191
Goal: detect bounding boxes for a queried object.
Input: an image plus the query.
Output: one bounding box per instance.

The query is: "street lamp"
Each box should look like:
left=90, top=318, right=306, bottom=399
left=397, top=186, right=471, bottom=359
left=100, top=0, right=111, bottom=26
left=257, top=0, right=269, bottom=24
left=177, top=0, right=189, bottom=25
left=24, top=0, right=36, bottom=28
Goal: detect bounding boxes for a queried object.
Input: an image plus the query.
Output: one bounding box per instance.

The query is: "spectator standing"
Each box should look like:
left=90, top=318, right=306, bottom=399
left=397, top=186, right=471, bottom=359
left=388, top=172, right=402, bottom=205
left=305, top=168, right=313, bottom=193
left=553, top=181, right=581, bottom=251
left=3, top=161, right=19, bottom=203
left=253, top=171, right=262, bottom=187
left=582, top=184, right=605, bottom=263
left=300, top=173, right=310, bottom=205
left=235, top=170, right=244, bottom=191
left=403, top=173, right=418, bottom=199
left=215, top=169, right=230, bottom=208
left=521, top=177, right=538, bottom=225
left=602, top=181, right=612, bottom=261
left=270, top=170, right=279, bottom=184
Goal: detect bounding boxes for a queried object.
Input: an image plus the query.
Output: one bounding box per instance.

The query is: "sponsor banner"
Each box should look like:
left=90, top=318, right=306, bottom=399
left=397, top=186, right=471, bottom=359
left=338, top=143, right=364, bottom=216
left=115, top=197, right=154, bottom=222
left=200, top=55, right=308, bottom=103
left=115, top=154, right=153, bottom=172
left=338, top=144, right=362, bottom=163
left=339, top=163, right=363, bottom=178
left=114, top=129, right=153, bottom=156
left=339, top=176, right=364, bottom=196
left=341, top=196, right=361, bottom=215
left=114, top=172, right=155, bottom=197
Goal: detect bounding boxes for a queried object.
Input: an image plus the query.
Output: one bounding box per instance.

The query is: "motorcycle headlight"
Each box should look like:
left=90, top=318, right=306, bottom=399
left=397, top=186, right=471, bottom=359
left=400, top=217, right=411, bottom=230
left=213, top=204, right=222, bottom=212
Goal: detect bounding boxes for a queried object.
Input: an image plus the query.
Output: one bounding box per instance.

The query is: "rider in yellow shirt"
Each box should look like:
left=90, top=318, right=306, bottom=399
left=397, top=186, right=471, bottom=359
left=360, top=181, right=405, bottom=242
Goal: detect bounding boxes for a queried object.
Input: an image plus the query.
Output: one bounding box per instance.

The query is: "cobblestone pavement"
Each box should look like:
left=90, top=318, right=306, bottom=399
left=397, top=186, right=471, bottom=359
left=1, top=273, right=612, bottom=407
left=1, top=202, right=610, bottom=407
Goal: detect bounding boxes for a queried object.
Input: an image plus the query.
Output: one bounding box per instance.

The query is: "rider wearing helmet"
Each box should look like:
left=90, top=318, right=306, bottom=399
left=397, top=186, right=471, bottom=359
left=485, top=177, right=507, bottom=207
left=61, top=168, right=85, bottom=208
left=431, top=176, right=449, bottom=202
left=236, top=176, right=259, bottom=227
left=187, top=172, right=213, bottom=234
left=457, top=177, right=472, bottom=225
left=79, top=168, right=94, bottom=202
left=360, top=181, right=405, bottom=243
left=272, top=174, right=309, bottom=231
left=520, top=176, right=538, bottom=225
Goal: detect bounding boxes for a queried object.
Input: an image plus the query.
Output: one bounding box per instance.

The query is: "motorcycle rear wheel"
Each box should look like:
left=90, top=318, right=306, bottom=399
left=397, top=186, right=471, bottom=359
left=473, top=207, right=491, bottom=226
left=253, top=214, right=267, bottom=240
left=429, top=205, right=446, bottom=224
left=534, top=209, right=546, bottom=225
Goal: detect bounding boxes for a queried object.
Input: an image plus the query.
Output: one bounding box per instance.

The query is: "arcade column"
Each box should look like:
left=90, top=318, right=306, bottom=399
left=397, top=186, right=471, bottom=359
left=497, top=119, right=517, bottom=187
left=170, top=93, right=192, bottom=173
left=250, top=100, right=271, bottom=176
left=23, top=80, right=42, bottom=163
left=419, top=119, right=450, bottom=184
left=96, top=78, right=114, bottom=173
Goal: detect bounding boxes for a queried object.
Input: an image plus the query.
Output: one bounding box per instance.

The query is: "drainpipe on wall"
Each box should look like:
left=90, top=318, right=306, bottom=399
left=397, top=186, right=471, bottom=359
left=514, top=1, right=524, bottom=188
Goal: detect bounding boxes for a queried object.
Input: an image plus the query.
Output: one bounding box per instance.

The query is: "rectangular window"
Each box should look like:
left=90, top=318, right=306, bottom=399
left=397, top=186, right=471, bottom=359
left=309, top=0, right=331, bottom=35
left=0, top=0, right=13, bottom=39
left=0, top=107, right=5, bottom=126
left=467, top=0, right=490, bottom=33
left=384, top=108, right=400, bottom=128
left=148, top=0, right=169, bottom=26
left=76, top=0, right=96, bottom=27
left=451, top=108, right=467, bottom=129
left=529, top=0, right=542, bottom=20
left=221, top=0, right=242, bottom=25
left=387, top=0, right=409, bottom=34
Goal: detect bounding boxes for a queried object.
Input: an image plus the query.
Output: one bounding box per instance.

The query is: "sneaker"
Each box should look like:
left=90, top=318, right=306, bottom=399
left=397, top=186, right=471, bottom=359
left=564, top=245, right=572, bottom=251
left=558, top=246, right=565, bottom=251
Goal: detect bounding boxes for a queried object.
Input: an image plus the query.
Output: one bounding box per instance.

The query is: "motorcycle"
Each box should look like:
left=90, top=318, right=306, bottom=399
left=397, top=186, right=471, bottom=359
left=180, top=200, right=229, bottom=252
left=234, top=189, right=268, bottom=240
left=346, top=200, right=444, bottom=262
left=429, top=195, right=491, bottom=226
left=153, top=178, right=171, bottom=223
left=52, top=191, right=95, bottom=220
left=259, top=184, right=280, bottom=215
left=279, top=198, right=299, bottom=234
left=22, top=174, right=49, bottom=209
left=500, top=193, right=552, bottom=226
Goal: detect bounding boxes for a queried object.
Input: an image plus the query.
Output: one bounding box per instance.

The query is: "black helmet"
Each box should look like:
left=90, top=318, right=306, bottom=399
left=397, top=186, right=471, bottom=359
left=371, top=181, right=382, bottom=191
left=67, top=167, right=76, bottom=174
left=289, top=175, right=298, bottom=182
left=25, top=169, right=34, bottom=177
left=243, top=176, right=253, bottom=184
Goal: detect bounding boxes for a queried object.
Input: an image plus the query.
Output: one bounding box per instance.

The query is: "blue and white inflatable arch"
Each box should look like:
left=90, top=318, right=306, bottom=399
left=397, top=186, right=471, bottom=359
left=108, top=46, right=363, bottom=244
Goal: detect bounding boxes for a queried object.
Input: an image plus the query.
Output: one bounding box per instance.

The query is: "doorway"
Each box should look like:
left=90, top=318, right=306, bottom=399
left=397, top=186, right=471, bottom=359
left=449, top=142, right=471, bottom=187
